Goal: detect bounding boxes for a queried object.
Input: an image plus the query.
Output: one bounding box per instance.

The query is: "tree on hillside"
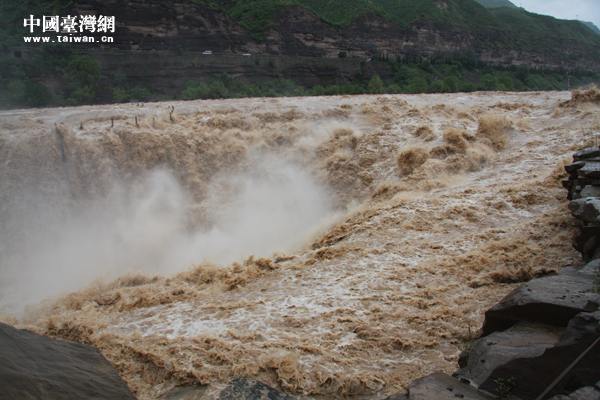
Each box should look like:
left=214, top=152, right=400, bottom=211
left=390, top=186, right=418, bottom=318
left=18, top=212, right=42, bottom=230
left=368, top=75, right=384, bottom=94
left=65, top=56, right=101, bottom=105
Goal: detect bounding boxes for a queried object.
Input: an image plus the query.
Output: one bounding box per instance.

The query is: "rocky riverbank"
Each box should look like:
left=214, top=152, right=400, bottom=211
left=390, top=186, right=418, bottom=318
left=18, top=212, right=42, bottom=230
left=393, top=147, right=600, bottom=400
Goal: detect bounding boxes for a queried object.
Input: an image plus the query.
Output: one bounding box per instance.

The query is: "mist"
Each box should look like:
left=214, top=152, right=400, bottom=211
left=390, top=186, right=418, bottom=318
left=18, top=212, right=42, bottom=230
left=0, top=154, right=333, bottom=318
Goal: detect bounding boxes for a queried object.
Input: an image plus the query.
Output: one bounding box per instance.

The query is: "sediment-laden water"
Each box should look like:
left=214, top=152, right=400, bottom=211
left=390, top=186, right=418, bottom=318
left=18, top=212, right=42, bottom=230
left=1, top=90, right=597, bottom=399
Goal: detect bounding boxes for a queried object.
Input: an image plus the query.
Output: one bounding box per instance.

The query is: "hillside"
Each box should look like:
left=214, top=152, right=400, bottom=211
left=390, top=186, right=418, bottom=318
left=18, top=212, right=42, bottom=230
left=473, top=0, right=516, bottom=8
left=1, top=0, right=600, bottom=109
left=489, top=7, right=600, bottom=47
left=2, top=0, right=600, bottom=52
left=584, top=21, right=600, bottom=36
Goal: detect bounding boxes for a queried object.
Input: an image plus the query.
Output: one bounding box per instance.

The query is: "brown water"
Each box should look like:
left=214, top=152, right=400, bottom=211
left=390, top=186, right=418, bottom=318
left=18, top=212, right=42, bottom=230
left=1, top=91, right=597, bottom=399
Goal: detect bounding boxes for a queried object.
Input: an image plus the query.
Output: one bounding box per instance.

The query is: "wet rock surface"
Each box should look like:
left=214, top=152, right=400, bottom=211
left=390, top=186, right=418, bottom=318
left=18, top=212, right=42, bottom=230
left=458, top=322, right=565, bottom=388
left=160, top=385, right=209, bottom=399
left=0, top=322, right=136, bottom=400
left=550, top=384, right=600, bottom=400
left=459, top=321, right=600, bottom=399
left=404, top=371, right=495, bottom=400
left=218, top=378, right=295, bottom=400
left=480, top=264, right=598, bottom=336
left=564, top=149, right=600, bottom=201
left=563, top=148, right=600, bottom=259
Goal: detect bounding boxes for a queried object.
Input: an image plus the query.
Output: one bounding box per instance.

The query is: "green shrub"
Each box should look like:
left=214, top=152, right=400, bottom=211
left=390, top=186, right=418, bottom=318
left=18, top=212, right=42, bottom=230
left=111, top=86, right=130, bottom=103
left=25, top=81, right=51, bottom=107
left=444, top=75, right=459, bottom=92
left=461, top=81, right=477, bottom=92
left=130, top=86, right=152, bottom=101
left=325, top=85, right=341, bottom=95
left=68, top=85, right=95, bottom=105
left=368, top=75, right=384, bottom=94
left=182, top=81, right=209, bottom=100
left=64, top=56, right=101, bottom=104
left=7, top=79, right=25, bottom=102
left=311, top=85, right=325, bottom=95
left=431, top=80, right=445, bottom=93
left=388, top=83, right=402, bottom=94
left=481, top=74, right=498, bottom=91
left=407, top=78, right=428, bottom=93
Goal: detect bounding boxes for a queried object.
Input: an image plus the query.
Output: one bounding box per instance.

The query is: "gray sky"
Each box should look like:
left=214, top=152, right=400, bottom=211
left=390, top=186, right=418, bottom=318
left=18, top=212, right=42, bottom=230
left=517, top=0, right=600, bottom=29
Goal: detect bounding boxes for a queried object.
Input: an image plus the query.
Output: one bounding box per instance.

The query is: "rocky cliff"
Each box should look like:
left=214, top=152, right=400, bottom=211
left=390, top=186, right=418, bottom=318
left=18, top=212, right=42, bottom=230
left=62, top=0, right=600, bottom=72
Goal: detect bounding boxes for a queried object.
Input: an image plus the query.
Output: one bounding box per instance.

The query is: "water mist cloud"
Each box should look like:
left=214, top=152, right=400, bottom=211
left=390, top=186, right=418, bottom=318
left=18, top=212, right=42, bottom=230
left=0, top=155, right=333, bottom=318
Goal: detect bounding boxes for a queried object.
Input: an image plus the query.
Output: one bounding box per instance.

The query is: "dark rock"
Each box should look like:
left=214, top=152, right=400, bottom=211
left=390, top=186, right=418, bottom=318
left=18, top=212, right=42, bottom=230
left=574, top=148, right=600, bottom=162
left=568, top=385, right=600, bottom=399
left=573, top=227, right=600, bottom=260
left=0, top=322, right=136, bottom=400
left=218, top=377, right=295, bottom=400
left=577, top=162, right=600, bottom=180
left=457, top=322, right=565, bottom=389
left=473, top=325, right=600, bottom=400
left=569, top=198, right=600, bottom=224
left=406, top=372, right=495, bottom=400
left=480, top=264, right=600, bottom=336
left=161, top=385, right=209, bottom=399
left=383, top=393, right=409, bottom=400
left=566, top=162, right=587, bottom=174
left=567, top=311, right=600, bottom=339
left=581, top=186, right=600, bottom=199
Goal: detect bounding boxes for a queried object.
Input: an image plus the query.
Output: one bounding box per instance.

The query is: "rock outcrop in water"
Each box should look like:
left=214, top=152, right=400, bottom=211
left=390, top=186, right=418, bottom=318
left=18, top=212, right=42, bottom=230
left=0, top=322, right=136, bottom=400
left=564, top=147, right=600, bottom=260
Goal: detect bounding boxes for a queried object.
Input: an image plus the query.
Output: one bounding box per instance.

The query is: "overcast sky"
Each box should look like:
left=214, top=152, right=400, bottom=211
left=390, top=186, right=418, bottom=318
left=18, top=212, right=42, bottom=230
left=517, top=0, right=600, bottom=29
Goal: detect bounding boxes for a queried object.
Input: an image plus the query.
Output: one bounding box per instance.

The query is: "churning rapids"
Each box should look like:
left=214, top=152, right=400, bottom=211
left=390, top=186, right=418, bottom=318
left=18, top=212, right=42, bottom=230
left=1, top=90, right=598, bottom=399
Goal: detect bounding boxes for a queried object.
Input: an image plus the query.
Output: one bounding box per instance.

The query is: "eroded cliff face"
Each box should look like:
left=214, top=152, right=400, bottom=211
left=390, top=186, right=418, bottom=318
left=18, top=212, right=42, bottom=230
left=70, top=0, right=252, bottom=53
left=63, top=1, right=600, bottom=72
left=262, top=6, right=600, bottom=72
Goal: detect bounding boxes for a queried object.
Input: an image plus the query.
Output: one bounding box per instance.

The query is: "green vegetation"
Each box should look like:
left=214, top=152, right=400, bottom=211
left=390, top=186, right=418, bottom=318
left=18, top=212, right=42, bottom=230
left=0, top=44, right=103, bottom=107
left=65, top=55, right=101, bottom=104
left=489, top=7, right=600, bottom=51
left=494, top=376, right=517, bottom=398
left=171, top=54, right=599, bottom=101
left=180, top=73, right=308, bottom=100
left=2, top=48, right=599, bottom=109
left=473, top=0, right=516, bottom=8
left=583, top=22, right=600, bottom=36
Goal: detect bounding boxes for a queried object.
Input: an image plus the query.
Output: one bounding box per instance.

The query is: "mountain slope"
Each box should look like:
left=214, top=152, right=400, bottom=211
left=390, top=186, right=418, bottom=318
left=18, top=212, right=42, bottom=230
left=489, top=7, right=600, bottom=47
left=293, top=0, right=501, bottom=29
left=583, top=21, right=600, bottom=36
left=2, top=0, right=600, bottom=71
left=473, top=0, right=516, bottom=8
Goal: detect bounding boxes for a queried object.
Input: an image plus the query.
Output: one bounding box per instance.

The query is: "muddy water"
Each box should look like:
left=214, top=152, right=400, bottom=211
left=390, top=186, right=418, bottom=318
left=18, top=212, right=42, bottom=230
left=0, top=91, right=597, bottom=399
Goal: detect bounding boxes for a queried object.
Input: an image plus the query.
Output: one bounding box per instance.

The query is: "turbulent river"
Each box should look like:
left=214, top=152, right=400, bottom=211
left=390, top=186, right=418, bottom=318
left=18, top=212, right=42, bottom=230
left=1, top=90, right=597, bottom=399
